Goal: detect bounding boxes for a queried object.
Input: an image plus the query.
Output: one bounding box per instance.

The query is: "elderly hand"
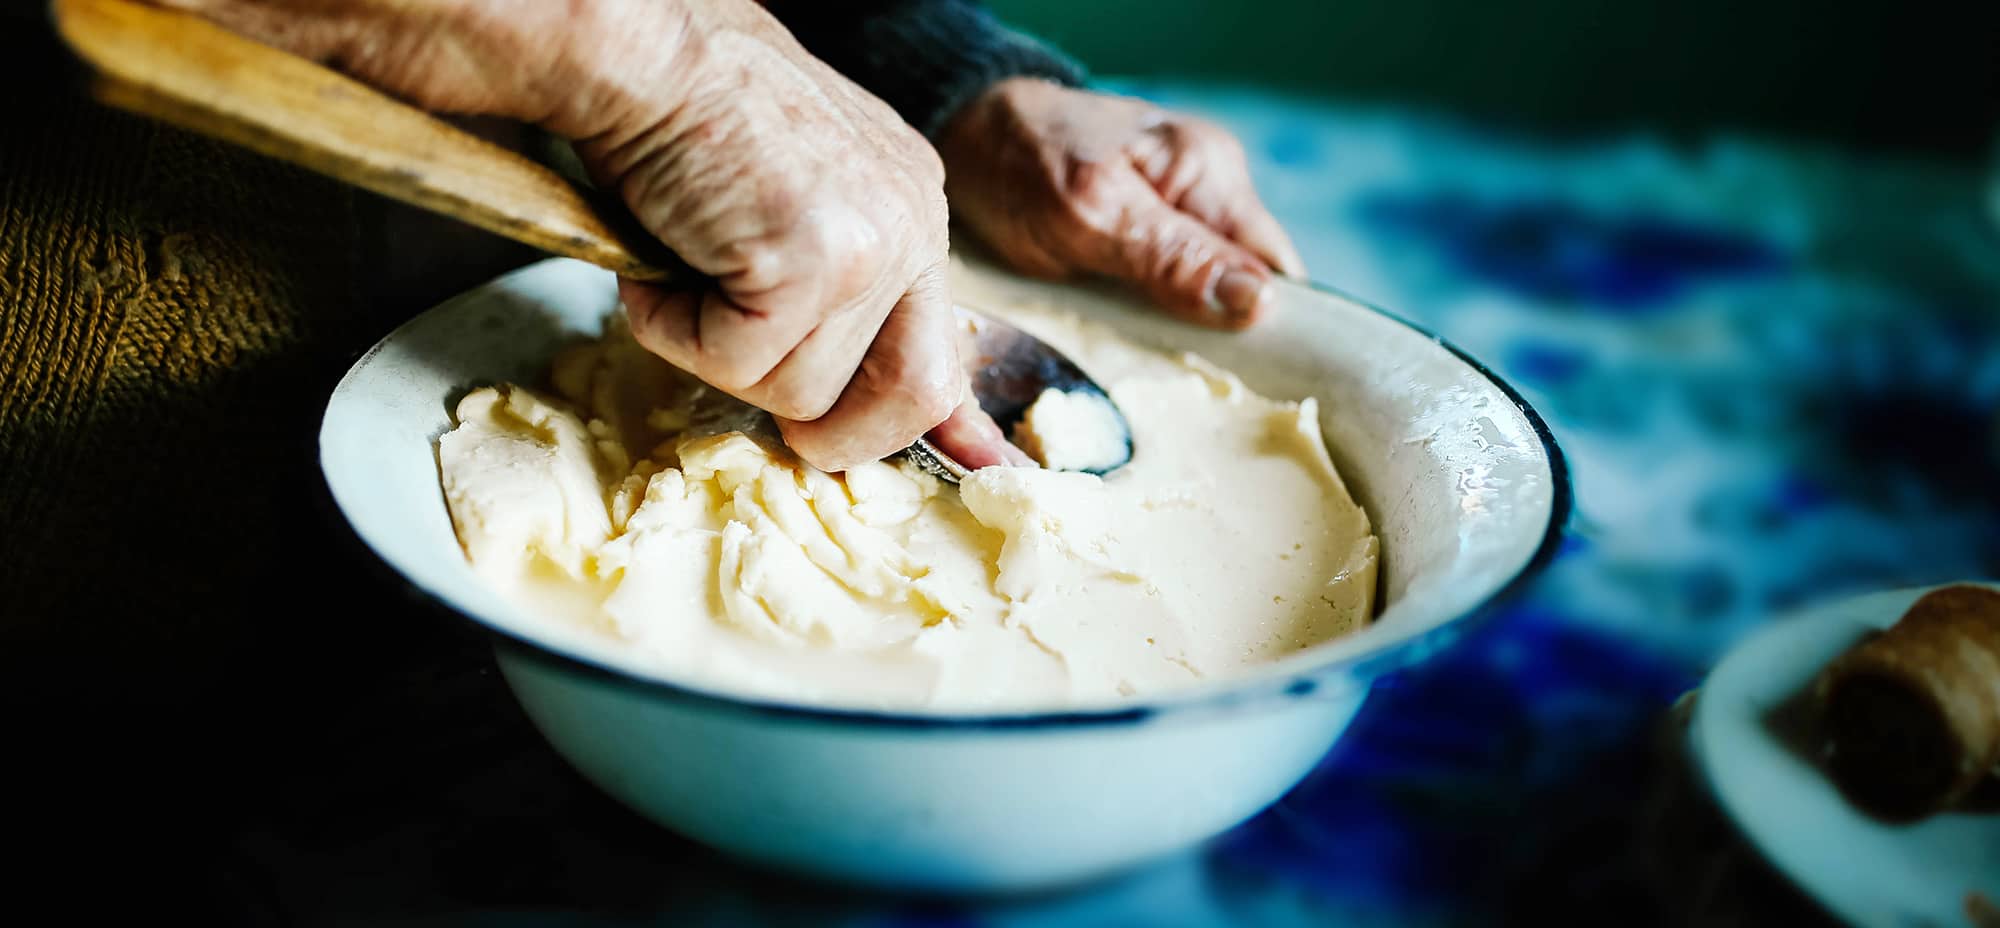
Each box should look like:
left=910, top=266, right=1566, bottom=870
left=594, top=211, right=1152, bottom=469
left=938, top=79, right=1304, bottom=330
left=158, top=0, right=1021, bottom=472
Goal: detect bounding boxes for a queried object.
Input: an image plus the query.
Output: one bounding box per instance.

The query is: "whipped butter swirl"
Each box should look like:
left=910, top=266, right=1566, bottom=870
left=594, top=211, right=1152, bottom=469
left=439, top=301, right=1378, bottom=710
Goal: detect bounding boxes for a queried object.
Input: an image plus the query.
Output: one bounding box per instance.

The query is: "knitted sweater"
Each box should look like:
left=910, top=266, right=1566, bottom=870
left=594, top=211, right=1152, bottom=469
left=769, top=0, right=1084, bottom=137
left=2, top=93, right=365, bottom=664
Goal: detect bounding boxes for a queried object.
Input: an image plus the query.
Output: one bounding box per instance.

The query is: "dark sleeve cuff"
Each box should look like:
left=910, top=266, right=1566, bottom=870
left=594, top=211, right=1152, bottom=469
left=765, top=0, right=1086, bottom=138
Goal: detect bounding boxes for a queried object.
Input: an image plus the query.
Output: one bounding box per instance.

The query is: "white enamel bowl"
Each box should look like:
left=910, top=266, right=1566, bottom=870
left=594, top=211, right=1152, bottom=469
left=319, top=257, right=1568, bottom=892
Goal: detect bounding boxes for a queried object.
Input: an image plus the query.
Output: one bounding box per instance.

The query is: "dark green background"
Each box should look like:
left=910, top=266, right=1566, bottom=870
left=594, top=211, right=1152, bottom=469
left=991, top=0, right=2000, bottom=160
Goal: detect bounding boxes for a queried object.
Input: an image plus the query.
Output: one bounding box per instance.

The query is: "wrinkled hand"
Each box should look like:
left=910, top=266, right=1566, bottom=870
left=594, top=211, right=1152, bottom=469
left=579, top=2, right=989, bottom=472
left=939, top=79, right=1305, bottom=330
left=157, top=0, right=1021, bottom=471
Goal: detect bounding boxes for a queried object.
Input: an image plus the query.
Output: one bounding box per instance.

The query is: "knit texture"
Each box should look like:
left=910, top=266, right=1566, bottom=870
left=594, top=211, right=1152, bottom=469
left=0, top=92, right=367, bottom=686
left=768, top=0, right=1086, bottom=138
left=5, top=38, right=558, bottom=877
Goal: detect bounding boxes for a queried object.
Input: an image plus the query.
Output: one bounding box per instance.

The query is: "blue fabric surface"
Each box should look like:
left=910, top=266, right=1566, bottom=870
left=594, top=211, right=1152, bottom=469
left=829, top=80, right=2000, bottom=926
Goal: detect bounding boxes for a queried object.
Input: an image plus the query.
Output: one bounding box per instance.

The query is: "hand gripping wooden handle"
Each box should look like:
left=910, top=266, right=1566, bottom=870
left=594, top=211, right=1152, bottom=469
left=51, top=0, right=685, bottom=282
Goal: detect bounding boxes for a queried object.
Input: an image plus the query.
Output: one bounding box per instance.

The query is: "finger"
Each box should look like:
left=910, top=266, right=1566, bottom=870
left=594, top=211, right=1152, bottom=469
left=1073, top=173, right=1277, bottom=330
left=928, top=395, right=1038, bottom=470
left=689, top=213, right=886, bottom=392
left=617, top=276, right=828, bottom=400
left=743, top=281, right=900, bottom=422
left=1139, top=122, right=1307, bottom=278
left=1169, top=172, right=1305, bottom=279
left=619, top=276, right=699, bottom=367
left=776, top=266, right=961, bottom=471
left=1224, top=198, right=1304, bottom=280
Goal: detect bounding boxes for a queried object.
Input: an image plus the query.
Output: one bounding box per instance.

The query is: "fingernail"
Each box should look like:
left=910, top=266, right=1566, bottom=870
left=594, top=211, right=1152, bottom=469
left=1212, top=267, right=1269, bottom=322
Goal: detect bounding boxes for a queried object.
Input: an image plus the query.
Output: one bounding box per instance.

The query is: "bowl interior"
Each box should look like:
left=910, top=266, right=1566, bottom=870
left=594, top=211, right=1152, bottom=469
left=320, top=257, right=1562, bottom=717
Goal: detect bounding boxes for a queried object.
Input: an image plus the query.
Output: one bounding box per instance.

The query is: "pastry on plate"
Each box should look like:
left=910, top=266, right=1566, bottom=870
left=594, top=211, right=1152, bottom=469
left=1816, top=584, right=2000, bottom=822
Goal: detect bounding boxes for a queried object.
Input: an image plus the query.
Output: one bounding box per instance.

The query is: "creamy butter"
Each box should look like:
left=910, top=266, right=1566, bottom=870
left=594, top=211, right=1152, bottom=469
left=1012, top=387, right=1130, bottom=472
left=438, top=303, right=1379, bottom=711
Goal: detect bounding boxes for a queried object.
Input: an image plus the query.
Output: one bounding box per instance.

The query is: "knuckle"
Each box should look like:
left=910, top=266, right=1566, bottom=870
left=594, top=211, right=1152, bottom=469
left=757, top=206, right=884, bottom=304
left=1057, top=158, right=1132, bottom=235
left=866, top=354, right=956, bottom=433
left=621, top=291, right=687, bottom=360
left=700, top=358, right=766, bottom=394
left=1138, top=224, right=1219, bottom=285
left=784, top=210, right=833, bottom=260
left=802, top=439, right=870, bottom=475
left=1171, top=115, right=1229, bottom=148
left=624, top=300, right=659, bottom=341
left=908, top=385, right=957, bottom=432
left=795, top=447, right=847, bottom=473
left=1062, top=158, right=1120, bottom=205
left=722, top=237, right=788, bottom=293
left=756, top=180, right=805, bottom=230
left=828, top=243, right=889, bottom=304
left=764, top=383, right=837, bottom=422
left=1192, top=119, right=1241, bottom=154
left=1152, top=117, right=1194, bottom=148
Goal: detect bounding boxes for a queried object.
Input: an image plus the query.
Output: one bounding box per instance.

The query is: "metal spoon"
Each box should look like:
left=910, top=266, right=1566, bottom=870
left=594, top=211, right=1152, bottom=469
left=905, top=308, right=1133, bottom=482
left=56, top=0, right=1132, bottom=481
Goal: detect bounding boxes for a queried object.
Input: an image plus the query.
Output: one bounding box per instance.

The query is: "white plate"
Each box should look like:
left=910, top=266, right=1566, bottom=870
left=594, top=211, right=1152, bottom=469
left=1692, top=583, right=2000, bottom=927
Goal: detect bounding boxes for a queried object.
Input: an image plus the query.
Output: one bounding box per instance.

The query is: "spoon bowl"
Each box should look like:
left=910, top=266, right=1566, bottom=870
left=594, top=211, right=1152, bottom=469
left=906, top=307, right=1134, bottom=482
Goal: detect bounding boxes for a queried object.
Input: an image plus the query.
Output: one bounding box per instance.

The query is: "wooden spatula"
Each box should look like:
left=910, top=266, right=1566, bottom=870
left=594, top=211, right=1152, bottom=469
left=51, top=0, right=684, bottom=282
left=50, top=0, right=1136, bottom=478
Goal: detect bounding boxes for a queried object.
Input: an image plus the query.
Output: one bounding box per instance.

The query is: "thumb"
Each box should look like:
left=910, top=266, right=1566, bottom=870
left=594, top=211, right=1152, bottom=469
left=1078, top=186, right=1278, bottom=330
left=927, top=392, right=1038, bottom=470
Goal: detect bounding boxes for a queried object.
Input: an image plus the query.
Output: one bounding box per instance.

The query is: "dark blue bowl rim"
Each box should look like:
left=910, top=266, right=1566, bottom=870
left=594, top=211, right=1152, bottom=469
left=325, top=275, right=1573, bottom=731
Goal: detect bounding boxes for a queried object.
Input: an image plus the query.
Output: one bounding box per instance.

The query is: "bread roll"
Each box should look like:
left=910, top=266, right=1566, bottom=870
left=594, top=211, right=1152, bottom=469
left=1816, top=585, right=2000, bottom=822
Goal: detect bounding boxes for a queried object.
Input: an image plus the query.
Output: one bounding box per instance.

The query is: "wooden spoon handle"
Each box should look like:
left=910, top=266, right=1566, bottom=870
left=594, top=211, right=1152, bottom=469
left=50, top=0, right=685, bottom=283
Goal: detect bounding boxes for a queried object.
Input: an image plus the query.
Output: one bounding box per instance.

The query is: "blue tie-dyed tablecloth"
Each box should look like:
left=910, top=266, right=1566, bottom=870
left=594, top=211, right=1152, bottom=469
left=1089, top=81, right=1999, bottom=926
left=1031, top=80, right=2000, bottom=927
left=767, top=82, right=2000, bottom=927
left=235, top=82, right=2000, bottom=926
